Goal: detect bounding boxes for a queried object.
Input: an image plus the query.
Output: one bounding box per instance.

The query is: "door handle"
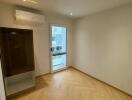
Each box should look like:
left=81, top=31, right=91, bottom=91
left=52, top=52, right=66, bottom=56
left=51, top=47, right=54, bottom=52
left=51, top=48, right=53, bottom=52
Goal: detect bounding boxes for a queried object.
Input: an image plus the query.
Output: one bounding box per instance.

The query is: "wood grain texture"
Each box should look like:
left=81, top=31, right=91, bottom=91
left=13, top=68, right=132, bottom=100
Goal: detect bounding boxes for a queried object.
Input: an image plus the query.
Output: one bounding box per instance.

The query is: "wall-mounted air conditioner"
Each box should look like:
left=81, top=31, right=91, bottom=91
left=15, top=10, right=45, bottom=23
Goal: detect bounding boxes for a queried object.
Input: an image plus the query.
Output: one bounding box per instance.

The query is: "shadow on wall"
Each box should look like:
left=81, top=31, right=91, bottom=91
left=34, top=54, right=41, bottom=76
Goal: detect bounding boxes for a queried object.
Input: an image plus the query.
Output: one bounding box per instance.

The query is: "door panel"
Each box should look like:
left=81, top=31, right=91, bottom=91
left=51, top=25, right=67, bottom=72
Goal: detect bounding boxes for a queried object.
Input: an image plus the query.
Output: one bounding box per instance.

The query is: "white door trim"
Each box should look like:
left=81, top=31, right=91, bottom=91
left=50, top=24, right=68, bottom=73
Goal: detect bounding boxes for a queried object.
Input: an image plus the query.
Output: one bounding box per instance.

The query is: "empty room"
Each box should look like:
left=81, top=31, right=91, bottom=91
left=0, top=0, right=132, bottom=100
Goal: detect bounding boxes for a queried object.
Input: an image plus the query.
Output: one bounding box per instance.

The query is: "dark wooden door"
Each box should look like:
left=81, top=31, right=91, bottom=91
left=0, top=27, right=34, bottom=76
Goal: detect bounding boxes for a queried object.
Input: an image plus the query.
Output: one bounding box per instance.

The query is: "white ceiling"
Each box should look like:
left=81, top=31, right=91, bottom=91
left=0, top=0, right=132, bottom=18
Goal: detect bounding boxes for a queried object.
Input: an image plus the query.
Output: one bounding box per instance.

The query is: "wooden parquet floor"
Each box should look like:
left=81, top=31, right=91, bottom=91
left=14, top=68, right=132, bottom=100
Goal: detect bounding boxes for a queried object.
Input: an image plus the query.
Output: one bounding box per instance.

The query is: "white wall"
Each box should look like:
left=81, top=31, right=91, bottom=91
left=0, top=61, right=6, bottom=100
left=73, top=4, right=132, bottom=95
left=0, top=3, right=73, bottom=76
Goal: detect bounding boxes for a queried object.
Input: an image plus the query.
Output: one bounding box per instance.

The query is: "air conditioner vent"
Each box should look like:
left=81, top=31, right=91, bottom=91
left=15, top=10, right=45, bottom=23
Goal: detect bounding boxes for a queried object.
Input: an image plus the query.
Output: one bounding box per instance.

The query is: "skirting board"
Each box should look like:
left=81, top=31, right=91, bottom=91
left=71, top=66, right=132, bottom=97
left=36, top=66, right=71, bottom=78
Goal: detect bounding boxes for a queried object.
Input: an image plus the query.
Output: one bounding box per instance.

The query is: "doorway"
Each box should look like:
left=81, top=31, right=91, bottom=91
left=50, top=25, right=67, bottom=72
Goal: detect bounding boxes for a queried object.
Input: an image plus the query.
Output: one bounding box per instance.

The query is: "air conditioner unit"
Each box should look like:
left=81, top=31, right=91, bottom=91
left=15, top=10, right=45, bottom=23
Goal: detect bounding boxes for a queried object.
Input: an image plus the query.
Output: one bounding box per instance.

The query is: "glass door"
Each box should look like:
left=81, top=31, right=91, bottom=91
left=51, top=25, right=67, bottom=72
